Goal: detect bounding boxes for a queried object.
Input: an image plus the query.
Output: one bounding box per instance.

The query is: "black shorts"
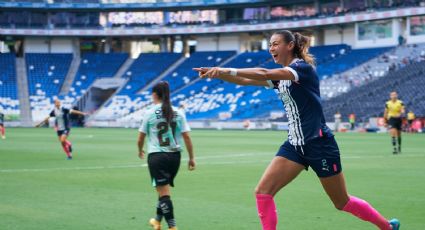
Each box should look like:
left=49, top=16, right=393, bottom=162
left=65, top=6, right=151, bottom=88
left=388, top=118, right=402, bottom=130
left=276, top=135, right=342, bottom=178
left=57, top=129, right=70, bottom=136
left=148, top=152, right=181, bottom=187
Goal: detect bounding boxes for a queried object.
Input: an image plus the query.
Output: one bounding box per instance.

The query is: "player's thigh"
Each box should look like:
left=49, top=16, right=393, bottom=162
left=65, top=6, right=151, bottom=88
left=60, top=134, right=67, bottom=143
left=319, top=172, right=349, bottom=210
left=255, top=156, right=305, bottom=196
left=389, top=128, right=397, bottom=136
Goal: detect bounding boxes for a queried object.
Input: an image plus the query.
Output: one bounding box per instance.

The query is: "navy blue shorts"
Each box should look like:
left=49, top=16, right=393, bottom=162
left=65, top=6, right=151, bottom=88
left=57, top=129, right=70, bottom=137
left=276, top=135, right=342, bottom=178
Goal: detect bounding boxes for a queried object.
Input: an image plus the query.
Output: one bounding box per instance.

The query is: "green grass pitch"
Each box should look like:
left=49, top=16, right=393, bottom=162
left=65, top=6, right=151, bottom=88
left=0, top=128, right=424, bottom=229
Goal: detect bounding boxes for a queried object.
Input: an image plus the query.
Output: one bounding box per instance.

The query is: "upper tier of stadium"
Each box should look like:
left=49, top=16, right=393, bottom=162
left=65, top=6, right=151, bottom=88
left=0, top=0, right=424, bottom=37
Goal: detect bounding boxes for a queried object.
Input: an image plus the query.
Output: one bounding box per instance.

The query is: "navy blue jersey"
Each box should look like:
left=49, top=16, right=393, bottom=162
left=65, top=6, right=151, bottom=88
left=0, top=113, right=4, bottom=124
left=266, top=59, right=332, bottom=146
left=49, top=107, right=71, bottom=131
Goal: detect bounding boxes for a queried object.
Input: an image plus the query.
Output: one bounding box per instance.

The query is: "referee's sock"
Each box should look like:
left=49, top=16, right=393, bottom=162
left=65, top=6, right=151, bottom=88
left=392, top=137, right=397, bottom=152
left=159, top=195, right=176, bottom=228
left=397, top=136, right=401, bottom=152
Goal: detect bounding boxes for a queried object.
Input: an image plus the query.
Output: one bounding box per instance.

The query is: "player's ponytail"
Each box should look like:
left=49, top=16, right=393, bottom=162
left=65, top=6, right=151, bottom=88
left=273, top=30, right=315, bottom=66
left=152, top=81, right=174, bottom=124
left=293, top=32, right=315, bottom=66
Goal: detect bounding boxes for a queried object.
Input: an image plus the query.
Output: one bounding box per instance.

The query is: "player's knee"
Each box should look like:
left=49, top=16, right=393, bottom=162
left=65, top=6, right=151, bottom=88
left=254, top=187, right=261, bottom=195
left=254, top=185, right=274, bottom=196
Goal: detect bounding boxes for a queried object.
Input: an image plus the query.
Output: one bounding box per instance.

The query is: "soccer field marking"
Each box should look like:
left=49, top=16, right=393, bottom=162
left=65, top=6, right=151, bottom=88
left=0, top=164, right=148, bottom=173
left=0, top=153, right=424, bottom=173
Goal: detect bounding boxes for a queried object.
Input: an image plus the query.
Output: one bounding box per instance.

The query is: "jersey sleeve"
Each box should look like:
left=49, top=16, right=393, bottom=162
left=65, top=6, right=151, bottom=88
left=285, top=61, right=315, bottom=84
left=178, top=110, right=191, bottom=133
left=138, top=112, right=149, bottom=134
left=49, top=110, right=55, bottom=117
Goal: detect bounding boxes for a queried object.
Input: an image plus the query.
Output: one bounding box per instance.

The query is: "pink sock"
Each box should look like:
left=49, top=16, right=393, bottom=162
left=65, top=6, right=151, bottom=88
left=0, top=126, right=4, bottom=136
left=65, top=140, right=72, bottom=152
left=61, top=143, right=71, bottom=157
left=256, top=194, right=278, bottom=230
left=342, top=196, right=390, bottom=230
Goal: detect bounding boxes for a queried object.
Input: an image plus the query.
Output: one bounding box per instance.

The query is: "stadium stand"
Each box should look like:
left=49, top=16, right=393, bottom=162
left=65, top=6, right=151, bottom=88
left=17, top=44, right=400, bottom=122
left=95, top=52, right=182, bottom=120
left=323, top=60, right=425, bottom=122
left=161, top=51, right=236, bottom=92
left=64, top=52, right=128, bottom=105
left=166, top=46, right=392, bottom=120
left=321, top=43, right=425, bottom=99
left=26, top=53, right=72, bottom=120
left=0, top=53, right=19, bottom=116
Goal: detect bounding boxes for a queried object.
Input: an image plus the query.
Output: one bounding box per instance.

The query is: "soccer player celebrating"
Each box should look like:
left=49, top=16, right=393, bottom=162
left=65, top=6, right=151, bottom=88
left=194, top=30, right=400, bottom=230
left=384, top=91, right=405, bottom=154
left=0, top=111, right=5, bottom=139
left=35, top=99, right=86, bottom=160
left=137, top=81, right=195, bottom=230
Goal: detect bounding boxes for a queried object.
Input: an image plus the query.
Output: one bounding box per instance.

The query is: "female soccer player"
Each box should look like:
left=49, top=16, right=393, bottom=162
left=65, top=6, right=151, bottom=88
left=36, top=99, right=86, bottom=160
left=194, top=30, right=400, bottom=230
left=138, top=81, right=195, bottom=230
left=0, top=111, right=5, bottom=139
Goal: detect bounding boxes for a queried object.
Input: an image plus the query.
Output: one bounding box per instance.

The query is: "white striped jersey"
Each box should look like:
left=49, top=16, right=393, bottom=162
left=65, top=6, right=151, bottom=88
left=49, top=107, right=71, bottom=131
left=266, top=58, right=332, bottom=146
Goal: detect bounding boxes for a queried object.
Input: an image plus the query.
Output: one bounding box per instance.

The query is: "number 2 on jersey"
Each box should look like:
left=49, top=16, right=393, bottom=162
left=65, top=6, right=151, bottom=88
left=157, top=122, right=177, bottom=147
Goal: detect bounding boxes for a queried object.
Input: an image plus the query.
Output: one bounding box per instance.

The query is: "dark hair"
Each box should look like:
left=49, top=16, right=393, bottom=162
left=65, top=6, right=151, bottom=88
left=152, top=81, right=173, bottom=124
left=273, top=30, right=315, bottom=66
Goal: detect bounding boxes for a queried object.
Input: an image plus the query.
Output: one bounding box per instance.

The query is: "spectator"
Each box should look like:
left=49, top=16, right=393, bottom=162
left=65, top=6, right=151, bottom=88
left=349, top=113, right=356, bottom=130
left=407, top=110, right=416, bottom=132
left=334, top=111, right=342, bottom=132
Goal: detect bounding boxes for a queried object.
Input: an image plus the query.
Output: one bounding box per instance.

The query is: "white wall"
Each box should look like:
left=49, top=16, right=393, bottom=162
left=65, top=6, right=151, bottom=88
left=24, top=37, right=74, bottom=53
left=196, top=36, right=219, bottom=51
left=50, top=38, right=73, bottom=53
left=324, top=28, right=341, bottom=45
left=323, top=24, right=355, bottom=46
left=25, top=38, right=49, bottom=53
left=196, top=34, right=243, bottom=52
left=343, top=26, right=355, bottom=46
left=218, top=34, right=240, bottom=51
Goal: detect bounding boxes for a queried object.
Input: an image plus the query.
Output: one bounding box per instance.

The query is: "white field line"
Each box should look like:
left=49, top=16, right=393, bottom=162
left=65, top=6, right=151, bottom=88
left=0, top=153, right=424, bottom=173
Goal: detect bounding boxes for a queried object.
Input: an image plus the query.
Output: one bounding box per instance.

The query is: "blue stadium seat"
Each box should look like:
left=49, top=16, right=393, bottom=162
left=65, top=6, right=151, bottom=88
left=0, top=53, right=19, bottom=115
left=26, top=53, right=72, bottom=119
left=66, top=52, right=128, bottom=103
